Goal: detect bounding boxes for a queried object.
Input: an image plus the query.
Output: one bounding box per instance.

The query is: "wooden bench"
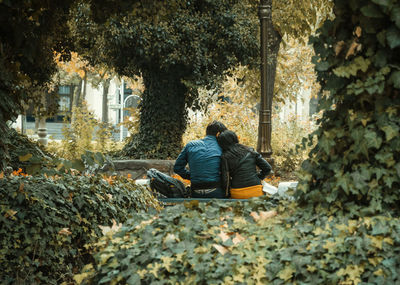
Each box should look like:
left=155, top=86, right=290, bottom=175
left=158, top=198, right=250, bottom=203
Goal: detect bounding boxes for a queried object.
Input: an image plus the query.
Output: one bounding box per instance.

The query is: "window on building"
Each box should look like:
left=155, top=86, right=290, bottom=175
left=59, top=85, right=71, bottom=95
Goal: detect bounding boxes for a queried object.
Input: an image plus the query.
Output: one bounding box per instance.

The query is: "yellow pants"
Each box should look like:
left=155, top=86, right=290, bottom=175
left=230, top=184, right=263, bottom=199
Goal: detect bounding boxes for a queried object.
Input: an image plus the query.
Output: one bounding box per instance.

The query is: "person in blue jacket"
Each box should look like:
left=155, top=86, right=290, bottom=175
left=174, top=121, right=227, bottom=198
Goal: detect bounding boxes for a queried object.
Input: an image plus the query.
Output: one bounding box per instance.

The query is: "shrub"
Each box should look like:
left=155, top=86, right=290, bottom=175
left=183, top=86, right=315, bottom=176
left=5, top=128, right=52, bottom=172
left=76, top=198, right=400, bottom=284
left=0, top=172, right=161, bottom=284
left=47, top=102, right=121, bottom=160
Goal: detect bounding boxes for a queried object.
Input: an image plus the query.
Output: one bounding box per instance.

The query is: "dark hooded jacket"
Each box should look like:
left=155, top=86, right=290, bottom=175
left=220, top=149, right=272, bottom=196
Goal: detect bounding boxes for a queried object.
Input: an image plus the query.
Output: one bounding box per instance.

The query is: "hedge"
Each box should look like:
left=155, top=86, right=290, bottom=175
left=0, top=172, right=160, bottom=284
left=76, top=198, right=400, bottom=284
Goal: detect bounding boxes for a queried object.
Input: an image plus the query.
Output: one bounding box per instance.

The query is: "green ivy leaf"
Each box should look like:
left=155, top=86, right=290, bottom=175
left=386, top=26, right=400, bottom=49
left=394, top=163, right=400, bottom=177
left=361, top=4, right=384, bottom=18
left=18, top=153, right=32, bottom=162
left=374, top=49, right=387, bottom=67
left=71, top=159, right=85, bottom=172
left=315, top=61, right=330, bottom=71
left=377, top=30, right=387, bottom=47
left=364, top=130, right=382, bottom=149
left=389, top=71, right=400, bottom=88
left=391, top=6, right=400, bottom=29
left=333, top=57, right=371, bottom=78
left=278, top=266, right=295, bottom=281
left=381, top=125, right=399, bottom=141
left=371, top=0, right=390, bottom=7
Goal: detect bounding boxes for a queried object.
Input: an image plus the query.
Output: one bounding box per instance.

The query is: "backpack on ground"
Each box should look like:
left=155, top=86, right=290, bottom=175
left=146, top=168, right=190, bottom=198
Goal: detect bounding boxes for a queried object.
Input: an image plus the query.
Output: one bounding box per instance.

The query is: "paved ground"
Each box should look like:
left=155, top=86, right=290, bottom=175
left=26, top=122, right=128, bottom=141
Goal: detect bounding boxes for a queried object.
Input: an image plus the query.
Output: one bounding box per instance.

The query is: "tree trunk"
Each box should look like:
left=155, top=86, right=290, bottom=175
left=71, top=81, right=82, bottom=124
left=267, top=28, right=282, bottom=109
left=34, top=116, right=39, bottom=134
left=102, top=78, right=111, bottom=123
left=121, top=68, right=188, bottom=159
left=73, top=80, right=83, bottom=108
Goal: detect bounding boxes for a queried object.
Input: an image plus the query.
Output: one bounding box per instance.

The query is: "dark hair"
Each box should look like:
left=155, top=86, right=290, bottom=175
left=217, top=130, right=255, bottom=169
left=206, top=120, right=227, bottom=136
left=217, top=130, right=239, bottom=151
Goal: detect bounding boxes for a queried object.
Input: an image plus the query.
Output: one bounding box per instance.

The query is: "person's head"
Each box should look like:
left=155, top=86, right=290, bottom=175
left=206, top=120, right=227, bottom=136
left=217, top=130, right=239, bottom=151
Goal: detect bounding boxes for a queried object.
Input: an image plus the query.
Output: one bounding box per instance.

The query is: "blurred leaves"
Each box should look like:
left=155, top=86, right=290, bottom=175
left=76, top=198, right=400, bottom=284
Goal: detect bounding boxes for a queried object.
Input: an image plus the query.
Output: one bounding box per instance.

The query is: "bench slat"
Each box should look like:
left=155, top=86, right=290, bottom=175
left=159, top=198, right=249, bottom=203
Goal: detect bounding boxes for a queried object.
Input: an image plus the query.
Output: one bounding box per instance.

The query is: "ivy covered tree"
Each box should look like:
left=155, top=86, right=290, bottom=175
left=71, top=1, right=260, bottom=159
left=0, top=0, right=74, bottom=170
left=72, top=0, right=333, bottom=159
left=296, top=0, right=400, bottom=216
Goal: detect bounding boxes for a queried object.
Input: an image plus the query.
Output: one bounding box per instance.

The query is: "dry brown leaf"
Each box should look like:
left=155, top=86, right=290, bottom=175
left=4, top=209, right=17, bottom=219
left=213, top=244, right=229, bottom=255
left=135, top=216, right=158, bottom=230
left=99, top=219, right=122, bottom=235
left=232, top=233, right=246, bottom=245
left=355, top=26, right=362, bottom=38
left=0, top=172, right=4, bottom=179
left=67, top=192, right=73, bottom=202
left=219, top=222, right=228, bottom=228
left=111, top=219, right=122, bottom=231
left=250, top=211, right=260, bottom=222
left=346, top=41, right=360, bottom=59
left=59, top=228, right=72, bottom=236
left=259, top=210, right=278, bottom=221
left=19, top=183, right=24, bottom=192
left=334, top=41, right=345, bottom=56
left=218, top=231, right=230, bottom=242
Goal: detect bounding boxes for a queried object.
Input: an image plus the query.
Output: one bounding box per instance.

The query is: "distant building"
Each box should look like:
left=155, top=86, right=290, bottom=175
left=14, top=77, right=140, bottom=141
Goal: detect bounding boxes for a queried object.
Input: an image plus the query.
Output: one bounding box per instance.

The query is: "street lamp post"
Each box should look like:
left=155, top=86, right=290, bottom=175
left=257, top=0, right=273, bottom=159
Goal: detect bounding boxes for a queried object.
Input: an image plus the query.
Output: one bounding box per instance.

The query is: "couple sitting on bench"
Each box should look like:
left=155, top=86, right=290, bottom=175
left=173, top=121, right=272, bottom=199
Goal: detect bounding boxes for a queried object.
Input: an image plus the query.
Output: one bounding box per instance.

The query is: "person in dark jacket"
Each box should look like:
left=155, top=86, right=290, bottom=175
left=174, top=121, right=228, bottom=198
left=217, top=130, right=272, bottom=199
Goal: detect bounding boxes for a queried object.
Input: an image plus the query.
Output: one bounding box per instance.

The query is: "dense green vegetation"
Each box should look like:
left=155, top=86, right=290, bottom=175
left=0, top=0, right=76, bottom=170
left=296, top=0, right=400, bottom=217
left=73, top=1, right=400, bottom=284
left=76, top=198, right=400, bottom=284
left=0, top=172, right=160, bottom=284
left=2, top=0, right=400, bottom=283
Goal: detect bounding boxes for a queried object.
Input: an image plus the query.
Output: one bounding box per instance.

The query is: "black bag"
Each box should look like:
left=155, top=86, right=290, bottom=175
left=147, top=168, right=189, bottom=198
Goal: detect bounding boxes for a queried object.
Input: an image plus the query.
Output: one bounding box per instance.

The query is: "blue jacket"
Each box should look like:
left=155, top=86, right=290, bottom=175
left=173, top=135, right=222, bottom=185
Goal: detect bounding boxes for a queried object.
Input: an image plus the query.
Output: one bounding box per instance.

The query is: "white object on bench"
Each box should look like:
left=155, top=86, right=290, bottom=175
left=135, top=179, right=150, bottom=186
left=262, top=181, right=278, bottom=195
left=277, top=181, right=298, bottom=196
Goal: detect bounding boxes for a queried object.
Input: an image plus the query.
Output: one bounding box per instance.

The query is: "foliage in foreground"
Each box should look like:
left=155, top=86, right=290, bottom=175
left=77, top=197, right=400, bottom=284
left=296, top=0, right=400, bottom=216
left=0, top=172, right=160, bottom=284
